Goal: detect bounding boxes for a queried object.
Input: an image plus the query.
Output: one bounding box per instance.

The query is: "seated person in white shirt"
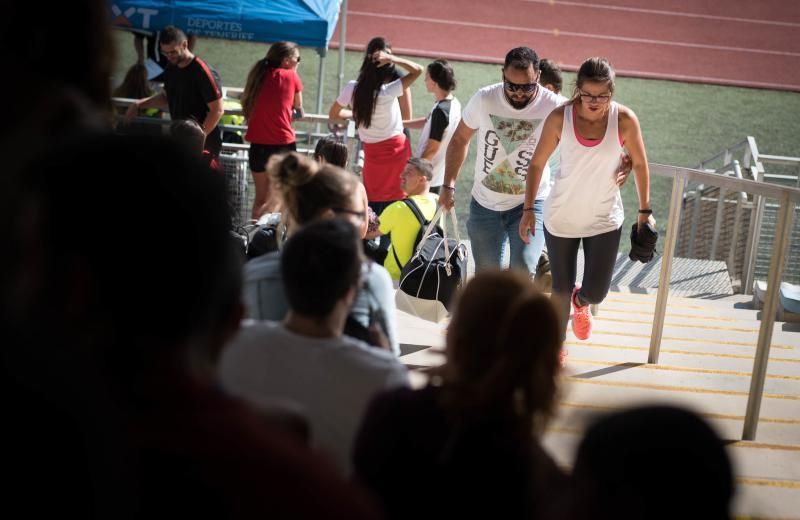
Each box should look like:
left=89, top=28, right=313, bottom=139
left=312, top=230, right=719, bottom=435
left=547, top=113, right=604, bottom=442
left=219, top=219, right=409, bottom=475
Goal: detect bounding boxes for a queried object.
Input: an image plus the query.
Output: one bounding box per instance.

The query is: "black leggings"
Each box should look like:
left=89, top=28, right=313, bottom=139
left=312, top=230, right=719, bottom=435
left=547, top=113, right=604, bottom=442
left=544, top=226, right=622, bottom=336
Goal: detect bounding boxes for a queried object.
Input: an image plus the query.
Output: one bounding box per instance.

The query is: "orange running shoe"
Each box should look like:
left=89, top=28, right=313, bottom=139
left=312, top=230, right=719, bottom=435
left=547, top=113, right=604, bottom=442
left=571, top=285, right=592, bottom=340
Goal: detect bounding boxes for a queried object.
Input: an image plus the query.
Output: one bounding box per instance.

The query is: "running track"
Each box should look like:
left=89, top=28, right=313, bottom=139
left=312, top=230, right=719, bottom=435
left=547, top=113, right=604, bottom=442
left=331, top=0, right=800, bottom=91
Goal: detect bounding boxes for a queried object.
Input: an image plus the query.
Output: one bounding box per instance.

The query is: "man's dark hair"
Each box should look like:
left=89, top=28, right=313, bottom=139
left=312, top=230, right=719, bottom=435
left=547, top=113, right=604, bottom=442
left=313, top=136, right=349, bottom=168
left=281, top=219, right=363, bottom=318
left=504, top=47, right=539, bottom=71
left=538, top=58, right=563, bottom=93
left=170, top=119, right=206, bottom=154
left=159, top=25, right=188, bottom=45
left=427, top=59, right=457, bottom=91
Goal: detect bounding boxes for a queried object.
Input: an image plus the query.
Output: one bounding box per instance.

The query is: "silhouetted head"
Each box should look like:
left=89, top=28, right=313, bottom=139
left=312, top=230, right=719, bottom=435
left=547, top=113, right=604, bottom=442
left=5, top=133, right=242, bottom=374
left=442, top=270, right=563, bottom=431
left=571, top=405, right=734, bottom=520
left=281, top=219, right=363, bottom=318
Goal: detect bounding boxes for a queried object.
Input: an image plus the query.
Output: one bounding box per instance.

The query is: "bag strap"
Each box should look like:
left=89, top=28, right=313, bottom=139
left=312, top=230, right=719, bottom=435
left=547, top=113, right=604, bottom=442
left=391, top=198, right=429, bottom=271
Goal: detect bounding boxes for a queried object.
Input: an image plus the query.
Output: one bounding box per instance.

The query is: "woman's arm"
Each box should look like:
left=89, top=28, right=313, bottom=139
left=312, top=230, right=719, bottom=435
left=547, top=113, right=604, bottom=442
left=293, top=91, right=304, bottom=118
left=373, top=51, right=423, bottom=90
left=619, top=105, right=653, bottom=227
left=328, top=100, right=352, bottom=122
left=398, top=86, right=413, bottom=121
left=519, top=107, right=564, bottom=243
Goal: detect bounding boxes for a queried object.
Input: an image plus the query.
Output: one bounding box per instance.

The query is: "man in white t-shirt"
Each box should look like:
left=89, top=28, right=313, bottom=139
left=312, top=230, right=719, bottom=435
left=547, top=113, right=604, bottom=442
left=439, top=47, right=562, bottom=276
left=219, top=219, right=408, bottom=475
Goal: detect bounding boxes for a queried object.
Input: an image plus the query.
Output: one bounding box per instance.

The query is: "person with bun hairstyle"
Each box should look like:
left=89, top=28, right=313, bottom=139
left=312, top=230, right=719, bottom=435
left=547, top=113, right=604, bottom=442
left=520, top=57, right=653, bottom=344
left=354, top=269, right=567, bottom=519
left=404, top=59, right=461, bottom=194
left=329, top=37, right=423, bottom=215
left=241, top=41, right=304, bottom=219
left=242, top=153, right=400, bottom=356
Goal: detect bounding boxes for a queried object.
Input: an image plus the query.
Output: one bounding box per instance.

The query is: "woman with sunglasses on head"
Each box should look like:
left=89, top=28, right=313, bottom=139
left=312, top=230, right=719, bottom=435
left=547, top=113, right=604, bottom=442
left=520, top=57, right=653, bottom=348
left=241, top=41, right=304, bottom=219
left=329, top=37, right=423, bottom=216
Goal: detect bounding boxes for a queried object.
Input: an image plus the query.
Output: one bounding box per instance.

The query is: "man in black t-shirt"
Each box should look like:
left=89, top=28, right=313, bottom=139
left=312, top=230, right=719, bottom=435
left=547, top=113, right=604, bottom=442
left=125, top=26, right=223, bottom=157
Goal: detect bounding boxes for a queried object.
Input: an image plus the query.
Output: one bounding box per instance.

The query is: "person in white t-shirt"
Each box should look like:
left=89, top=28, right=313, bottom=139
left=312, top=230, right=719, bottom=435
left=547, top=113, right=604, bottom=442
left=439, top=47, right=561, bottom=277
left=220, top=219, right=409, bottom=475
left=520, top=57, right=654, bottom=344
left=405, top=59, right=462, bottom=194
left=329, top=39, right=423, bottom=216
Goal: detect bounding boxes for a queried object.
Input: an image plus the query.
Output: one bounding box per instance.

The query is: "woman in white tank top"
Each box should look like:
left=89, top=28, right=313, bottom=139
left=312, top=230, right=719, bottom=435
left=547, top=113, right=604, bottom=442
left=518, top=57, right=654, bottom=347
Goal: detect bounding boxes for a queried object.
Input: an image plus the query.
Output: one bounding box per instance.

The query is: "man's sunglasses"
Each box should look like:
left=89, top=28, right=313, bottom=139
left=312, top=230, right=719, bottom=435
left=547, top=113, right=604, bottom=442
left=503, top=79, right=537, bottom=93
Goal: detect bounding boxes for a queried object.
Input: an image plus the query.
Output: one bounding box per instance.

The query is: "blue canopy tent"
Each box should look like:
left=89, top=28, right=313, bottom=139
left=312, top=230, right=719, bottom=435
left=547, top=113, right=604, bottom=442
left=109, top=0, right=344, bottom=112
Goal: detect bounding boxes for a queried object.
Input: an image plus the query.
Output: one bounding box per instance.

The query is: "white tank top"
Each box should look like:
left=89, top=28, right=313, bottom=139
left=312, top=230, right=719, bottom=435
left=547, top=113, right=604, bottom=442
left=543, top=102, right=624, bottom=238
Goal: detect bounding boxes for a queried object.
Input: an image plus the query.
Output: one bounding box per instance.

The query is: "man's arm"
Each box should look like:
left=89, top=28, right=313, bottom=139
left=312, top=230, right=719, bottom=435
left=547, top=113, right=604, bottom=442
left=124, top=92, right=168, bottom=122
left=202, top=97, right=224, bottom=135
left=420, top=139, right=441, bottom=161
left=439, top=120, right=476, bottom=210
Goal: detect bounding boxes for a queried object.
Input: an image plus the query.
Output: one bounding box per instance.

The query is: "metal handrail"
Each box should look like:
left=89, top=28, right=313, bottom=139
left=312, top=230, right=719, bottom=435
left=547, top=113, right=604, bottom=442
left=647, top=163, right=799, bottom=441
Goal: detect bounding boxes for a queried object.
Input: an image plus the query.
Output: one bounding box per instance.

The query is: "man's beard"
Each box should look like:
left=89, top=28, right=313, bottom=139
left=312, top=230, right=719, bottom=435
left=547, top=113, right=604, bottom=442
left=505, top=92, right=534, bottom=109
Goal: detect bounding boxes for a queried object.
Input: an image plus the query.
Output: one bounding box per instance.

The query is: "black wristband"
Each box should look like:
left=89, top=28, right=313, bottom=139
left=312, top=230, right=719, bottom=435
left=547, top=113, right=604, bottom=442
left=442, top=185, right=455, bottom=191
left=638, top=209, right=653, bottom=214
left=523, top=207, right=536, bottom=212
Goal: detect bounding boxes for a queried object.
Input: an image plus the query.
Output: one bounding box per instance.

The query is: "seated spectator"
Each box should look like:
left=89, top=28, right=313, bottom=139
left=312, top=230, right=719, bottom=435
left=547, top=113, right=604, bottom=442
left=368, top=157, right=438, bottom=280
left=568, top=405, right=735, bottom=520
left=220, top=219, right=409, bottom=475
left=3, top=132, right=378, bottom=518
left=314, top=135, right=350, bottom=168
left=170, top=118, right=219, bottom=171
left=242, top=153, right=400, bottom=355
left=313, top=135, right=381, bottom=261
left=353, top=270, right=567, bottom=519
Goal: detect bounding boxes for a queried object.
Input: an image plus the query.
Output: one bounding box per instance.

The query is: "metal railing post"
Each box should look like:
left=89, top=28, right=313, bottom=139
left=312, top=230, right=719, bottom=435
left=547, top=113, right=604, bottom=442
left=687, top=185, right=703, bottom=257
left=743, top=193, right=793, bottom=440
left=727, top=162, right=746, bottom=284
left=649, top=171, right=686, bottom=364
left=743, top=169, right=764, bottom=295
left=710, top=185, right=727, bottom=261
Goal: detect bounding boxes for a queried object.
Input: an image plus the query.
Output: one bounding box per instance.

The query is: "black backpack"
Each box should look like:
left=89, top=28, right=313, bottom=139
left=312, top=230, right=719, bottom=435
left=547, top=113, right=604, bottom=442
left=391, top=197, right=443, bottom=270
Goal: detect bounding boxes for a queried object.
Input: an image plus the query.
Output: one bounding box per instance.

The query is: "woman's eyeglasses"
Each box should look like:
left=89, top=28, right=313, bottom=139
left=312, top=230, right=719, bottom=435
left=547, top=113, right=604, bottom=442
left=579, top=91, right=612, bottom=104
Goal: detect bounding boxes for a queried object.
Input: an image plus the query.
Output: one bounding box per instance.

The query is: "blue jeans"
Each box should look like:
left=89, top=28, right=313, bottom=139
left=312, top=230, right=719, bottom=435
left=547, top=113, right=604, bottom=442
left=466, top=197, right=545, bottom=276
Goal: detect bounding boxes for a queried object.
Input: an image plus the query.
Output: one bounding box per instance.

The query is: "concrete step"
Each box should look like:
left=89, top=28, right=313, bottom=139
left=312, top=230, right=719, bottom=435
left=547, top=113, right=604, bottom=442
left=395, top=283, right=800, bottom=519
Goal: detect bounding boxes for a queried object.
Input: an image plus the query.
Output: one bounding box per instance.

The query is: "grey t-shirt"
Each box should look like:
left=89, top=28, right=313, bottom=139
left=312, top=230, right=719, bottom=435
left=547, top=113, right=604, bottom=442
left=242, top=253, right=400, bottom=356
left=219, top=320, right=409, bottom=474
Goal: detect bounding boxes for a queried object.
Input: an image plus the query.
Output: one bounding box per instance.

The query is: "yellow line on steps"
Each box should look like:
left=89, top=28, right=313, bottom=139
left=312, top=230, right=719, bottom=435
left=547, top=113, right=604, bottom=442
left=558, top=401, right=800, bottom=425
left=568, top=358, right=800, bottom=381
left=566, top=377, right=800, bottom=401
left=547, top=426, right=800, bottom=452
left=600, top=308, right=740, bottom=322
left=603, top=296, right=712, bottom=310
left=599, top=316, right=760, bottom=333
left=736, top=478, right=800, bottom=489
left=564, top=341, right=800, bottom=363
left=589, top=330, right=794, bottom=350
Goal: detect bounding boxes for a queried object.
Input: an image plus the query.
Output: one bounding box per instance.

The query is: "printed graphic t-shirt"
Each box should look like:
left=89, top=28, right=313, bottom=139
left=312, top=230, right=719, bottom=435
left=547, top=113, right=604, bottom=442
left=461, top=84, right=562, bottom=211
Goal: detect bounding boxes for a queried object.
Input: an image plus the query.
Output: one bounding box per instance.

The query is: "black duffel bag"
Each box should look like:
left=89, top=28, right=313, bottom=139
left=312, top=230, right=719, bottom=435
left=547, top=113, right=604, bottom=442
left=396, top=207, right=468, bottom=322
